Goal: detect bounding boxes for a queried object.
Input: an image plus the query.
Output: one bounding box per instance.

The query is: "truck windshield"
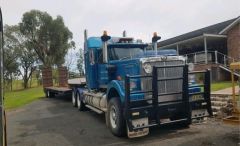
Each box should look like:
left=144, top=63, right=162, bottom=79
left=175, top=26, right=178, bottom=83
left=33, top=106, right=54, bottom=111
left=108, top=47, right=144, bottom=60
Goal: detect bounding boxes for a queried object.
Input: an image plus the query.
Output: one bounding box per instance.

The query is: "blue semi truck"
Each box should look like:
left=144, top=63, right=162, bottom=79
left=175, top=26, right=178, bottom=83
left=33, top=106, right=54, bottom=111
left=71, top=30, right=212, bottom=138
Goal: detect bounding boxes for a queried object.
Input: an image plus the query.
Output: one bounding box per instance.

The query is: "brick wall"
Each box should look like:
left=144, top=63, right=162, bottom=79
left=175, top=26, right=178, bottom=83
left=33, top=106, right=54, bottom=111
left=227, top=23, right=240, bottom=61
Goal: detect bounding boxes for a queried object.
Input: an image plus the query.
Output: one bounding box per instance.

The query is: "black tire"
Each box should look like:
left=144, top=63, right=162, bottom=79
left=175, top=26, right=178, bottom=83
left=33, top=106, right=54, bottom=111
left=45, top=90, right=54, bottom=98
left=77, top=92, right=85, bottom=111
left=106, top=97, right=126, bottom=137
left=72, top=90, right=77, bottom=107
left=45, top=90, right=50, bottom=98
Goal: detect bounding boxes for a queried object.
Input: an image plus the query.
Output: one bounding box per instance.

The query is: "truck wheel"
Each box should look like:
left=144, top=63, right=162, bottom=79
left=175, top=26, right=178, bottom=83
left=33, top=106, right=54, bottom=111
left=72, top=90, right=77, bottom=107
left=46, top=90, right=51, bottom=98
left=107, top=97, right=126, bottom=137
left=47, top=91, right=55, bottom=98
left=77, top=92, right=85, bottom=111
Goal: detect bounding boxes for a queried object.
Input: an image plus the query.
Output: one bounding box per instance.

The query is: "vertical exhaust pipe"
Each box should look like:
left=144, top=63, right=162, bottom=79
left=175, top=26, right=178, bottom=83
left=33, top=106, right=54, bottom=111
left=123, top=30, right=127, bottom=37
left=84, top=29, right=88, bottom=52
left=101, top=31, right=111, bottom=63
left=152, top=32, right=161, bottom=56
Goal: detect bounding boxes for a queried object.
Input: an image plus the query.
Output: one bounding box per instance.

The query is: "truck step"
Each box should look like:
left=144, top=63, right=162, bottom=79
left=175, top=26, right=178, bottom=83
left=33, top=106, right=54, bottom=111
left=85, top=105, right=104, bottom=114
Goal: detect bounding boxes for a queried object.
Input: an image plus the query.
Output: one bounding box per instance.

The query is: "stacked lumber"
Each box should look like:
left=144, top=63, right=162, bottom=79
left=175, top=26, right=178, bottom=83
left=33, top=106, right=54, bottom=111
left=58, top=67, right=68, bottom=87
left=42, top=67, right=53, bottom=88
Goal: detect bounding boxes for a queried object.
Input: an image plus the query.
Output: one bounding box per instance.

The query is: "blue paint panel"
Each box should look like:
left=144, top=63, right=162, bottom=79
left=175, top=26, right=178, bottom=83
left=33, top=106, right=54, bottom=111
left=189, top=85, right=201, bottom=93
left=87, top=37, right=102, bottom=49
left=130, top=93, right=145, bottom=101
left=98, top=64, right=109, bottom=86
left=109, top=59, right=140, bottom=79
left=85, top=48, right=98, bottom=89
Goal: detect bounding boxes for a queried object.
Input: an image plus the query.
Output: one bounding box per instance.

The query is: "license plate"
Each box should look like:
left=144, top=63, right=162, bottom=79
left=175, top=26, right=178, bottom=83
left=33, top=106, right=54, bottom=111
left=191, top=94, right=204, bottom=101
left=127, top=118, right=149, bottom=138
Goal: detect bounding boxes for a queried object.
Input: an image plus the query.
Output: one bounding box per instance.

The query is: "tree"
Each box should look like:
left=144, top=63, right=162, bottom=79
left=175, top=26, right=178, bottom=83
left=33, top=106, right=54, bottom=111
left=4, top=25, right=37, bottom=89
left=19, top=10, right=75, bottom=67
left=65, top=48, right=77, bottom=72
left=77, top=48, right=84, bottom=76
left=3, top=25, right=20, bottom=90
left=18, top=47, right=37, bottom=89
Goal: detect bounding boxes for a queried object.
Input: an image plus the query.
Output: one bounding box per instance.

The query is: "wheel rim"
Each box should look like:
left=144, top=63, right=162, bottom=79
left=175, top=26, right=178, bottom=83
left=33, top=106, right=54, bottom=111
left=72, top=91, right=75, bottom=105
left=110, top=105, right=117, bottom=129
left=77, top=93, right=81, bottom=108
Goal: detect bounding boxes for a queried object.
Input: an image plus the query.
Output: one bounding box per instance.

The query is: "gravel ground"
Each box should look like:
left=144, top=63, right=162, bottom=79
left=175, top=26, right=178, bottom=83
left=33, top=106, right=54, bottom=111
left=7, top=96, right=239, bottom=146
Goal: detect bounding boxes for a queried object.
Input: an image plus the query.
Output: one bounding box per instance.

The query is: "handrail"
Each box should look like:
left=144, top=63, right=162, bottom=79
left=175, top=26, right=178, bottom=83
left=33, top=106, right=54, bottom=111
left=184, top=50, right=239, bottom=66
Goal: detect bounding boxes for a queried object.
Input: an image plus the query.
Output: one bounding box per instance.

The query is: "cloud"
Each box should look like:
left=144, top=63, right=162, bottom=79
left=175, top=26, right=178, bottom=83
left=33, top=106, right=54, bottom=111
left=2, top=0, right=240, bottom=48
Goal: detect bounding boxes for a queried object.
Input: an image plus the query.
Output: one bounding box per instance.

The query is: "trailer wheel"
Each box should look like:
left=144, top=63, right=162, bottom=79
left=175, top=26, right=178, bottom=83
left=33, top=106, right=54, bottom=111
left=107, top=97, right=126, bottom=137
left=46, top=90, right=50, bottom=98
left=77, top=92, right=85, bottom=111
left=46, top=90, right=54, bottom=98
left=72, top=90, right=77, bottom=107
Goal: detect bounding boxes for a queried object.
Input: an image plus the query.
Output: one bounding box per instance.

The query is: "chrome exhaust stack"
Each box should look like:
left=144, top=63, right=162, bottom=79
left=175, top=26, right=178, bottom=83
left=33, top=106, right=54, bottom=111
left=101, top=31, right=111, bottom=63
left=152, top=32, right=161, bottom=56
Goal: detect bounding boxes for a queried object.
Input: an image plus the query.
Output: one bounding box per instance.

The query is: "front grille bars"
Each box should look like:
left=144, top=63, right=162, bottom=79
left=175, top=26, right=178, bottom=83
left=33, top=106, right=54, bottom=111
left=125, top=65, right=189, bottom=131
left=189, top=70, right=213, bottom=118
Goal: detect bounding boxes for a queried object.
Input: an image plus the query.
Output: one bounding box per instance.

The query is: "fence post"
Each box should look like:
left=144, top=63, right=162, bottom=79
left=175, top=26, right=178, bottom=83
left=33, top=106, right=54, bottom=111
left=215, top=51, right=218, bottom=64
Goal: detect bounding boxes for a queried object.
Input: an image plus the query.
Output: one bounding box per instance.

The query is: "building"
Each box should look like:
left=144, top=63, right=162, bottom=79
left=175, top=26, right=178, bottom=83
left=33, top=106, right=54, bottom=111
left=158, top=16, right=240, bottom=81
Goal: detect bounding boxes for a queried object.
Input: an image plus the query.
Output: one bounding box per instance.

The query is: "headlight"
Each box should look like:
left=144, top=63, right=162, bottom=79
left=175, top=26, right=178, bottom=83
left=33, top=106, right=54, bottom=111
left=143, top=63, right=152, bottom=74
left=188, top=63, right=194, bottom=72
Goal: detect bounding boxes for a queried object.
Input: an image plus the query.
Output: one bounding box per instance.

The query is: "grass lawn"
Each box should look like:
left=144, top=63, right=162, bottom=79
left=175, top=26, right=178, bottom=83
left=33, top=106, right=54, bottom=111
left=4, top=86, right=45, bottom=110
left=211, top=81, right=233, bottom=91
left=3, top=80, right=233, bottom=110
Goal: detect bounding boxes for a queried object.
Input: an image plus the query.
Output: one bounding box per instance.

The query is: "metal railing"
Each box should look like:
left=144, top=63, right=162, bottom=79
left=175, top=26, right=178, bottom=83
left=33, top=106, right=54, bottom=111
left=185, top=50, right=238, bottom=66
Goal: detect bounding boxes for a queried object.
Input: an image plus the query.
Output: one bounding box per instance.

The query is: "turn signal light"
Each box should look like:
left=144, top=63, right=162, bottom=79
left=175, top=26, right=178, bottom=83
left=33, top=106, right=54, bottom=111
left=153, top=32, right=158, bottom=37
left=103, top=30, right=108, bottom=36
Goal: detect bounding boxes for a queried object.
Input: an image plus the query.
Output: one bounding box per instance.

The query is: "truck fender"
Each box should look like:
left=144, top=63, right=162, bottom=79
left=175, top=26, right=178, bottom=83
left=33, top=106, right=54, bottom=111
left=107, top=80, right=125, bottom=103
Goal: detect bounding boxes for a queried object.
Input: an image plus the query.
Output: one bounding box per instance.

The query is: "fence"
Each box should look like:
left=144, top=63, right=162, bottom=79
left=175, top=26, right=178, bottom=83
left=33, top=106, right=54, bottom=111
left=185, top=51, right=236, bottom=66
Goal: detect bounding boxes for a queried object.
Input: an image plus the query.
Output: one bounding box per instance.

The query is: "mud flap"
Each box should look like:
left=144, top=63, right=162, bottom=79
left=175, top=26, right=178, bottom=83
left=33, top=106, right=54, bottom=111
left=127, top=118, right=149, bottom=138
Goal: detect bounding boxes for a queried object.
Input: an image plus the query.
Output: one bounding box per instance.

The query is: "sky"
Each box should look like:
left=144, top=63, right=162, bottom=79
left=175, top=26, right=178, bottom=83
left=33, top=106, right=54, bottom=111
left=1, top=0, right=240, bottom=71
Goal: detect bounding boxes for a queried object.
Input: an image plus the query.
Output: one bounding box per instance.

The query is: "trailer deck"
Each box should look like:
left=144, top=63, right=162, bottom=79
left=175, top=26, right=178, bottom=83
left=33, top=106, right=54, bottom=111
left=44, top=78, right=86, bottom=98
left=68, top=78, right=86, bottom=87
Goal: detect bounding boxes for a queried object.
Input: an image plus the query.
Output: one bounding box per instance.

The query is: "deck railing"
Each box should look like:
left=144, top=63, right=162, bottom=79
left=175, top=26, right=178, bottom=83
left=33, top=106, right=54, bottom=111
left=185, top=51, right=237, bottom=66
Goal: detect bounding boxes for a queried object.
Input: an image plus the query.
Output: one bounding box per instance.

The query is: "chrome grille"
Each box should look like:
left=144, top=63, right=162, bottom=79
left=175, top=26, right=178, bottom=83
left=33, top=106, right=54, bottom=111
left=141, top=60, right=184, bottom=102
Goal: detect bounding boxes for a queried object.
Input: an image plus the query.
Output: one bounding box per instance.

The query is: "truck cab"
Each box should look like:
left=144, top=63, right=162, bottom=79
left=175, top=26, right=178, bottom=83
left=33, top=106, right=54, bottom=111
left=72, top=30, right=212, bottom=138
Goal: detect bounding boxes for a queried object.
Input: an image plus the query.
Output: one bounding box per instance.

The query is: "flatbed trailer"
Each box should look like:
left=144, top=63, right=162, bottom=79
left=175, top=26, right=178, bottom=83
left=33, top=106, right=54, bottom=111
left=44, top=78, right=86, bottom=98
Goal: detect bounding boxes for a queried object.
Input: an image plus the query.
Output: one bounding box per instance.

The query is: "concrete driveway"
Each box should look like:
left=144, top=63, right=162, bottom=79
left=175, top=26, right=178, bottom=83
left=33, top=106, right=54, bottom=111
left=7, top=96, right=239, bottom=146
